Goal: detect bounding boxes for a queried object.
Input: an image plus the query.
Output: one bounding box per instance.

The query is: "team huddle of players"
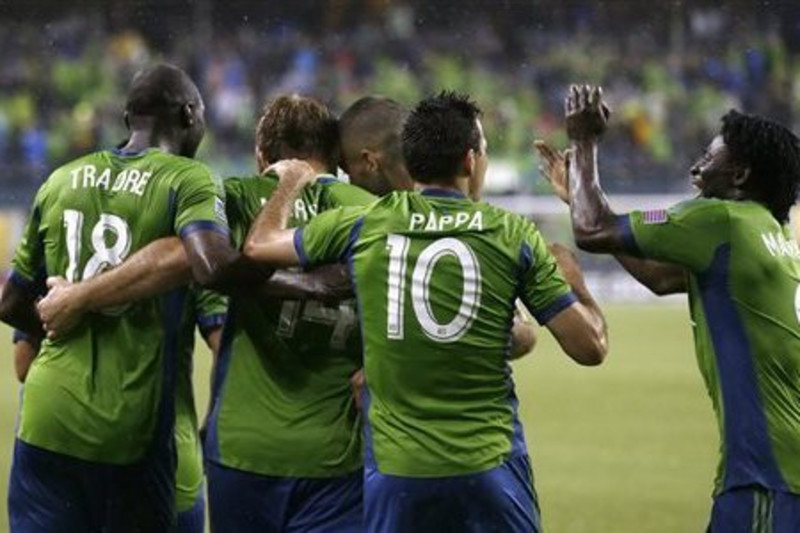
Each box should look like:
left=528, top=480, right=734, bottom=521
left=1, top=63, right=799, bottom=533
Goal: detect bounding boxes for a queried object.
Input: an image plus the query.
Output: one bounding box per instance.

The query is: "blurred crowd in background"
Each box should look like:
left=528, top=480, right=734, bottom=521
left=1, top=0, right=799, bottom=206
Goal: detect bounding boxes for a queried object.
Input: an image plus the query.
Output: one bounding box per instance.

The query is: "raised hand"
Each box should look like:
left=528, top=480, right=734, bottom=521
left=534, top=140, right=571, bottom=204
left=37, top=277, right=87, bottom=339
left=565, top=85, right=611, bottom=141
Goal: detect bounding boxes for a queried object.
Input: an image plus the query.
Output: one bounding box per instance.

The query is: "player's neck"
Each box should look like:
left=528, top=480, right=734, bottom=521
left=418, top=176, right=470, bottom=197
left=122, top=129, right=180, bottom=156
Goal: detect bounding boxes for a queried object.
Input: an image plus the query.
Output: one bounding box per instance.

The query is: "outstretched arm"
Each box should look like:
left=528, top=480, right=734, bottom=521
left=543, top=243, right=607, bottom=366
left=564, top=85, right=626, bottom=254
left=535, top=138, right=686, bottom=295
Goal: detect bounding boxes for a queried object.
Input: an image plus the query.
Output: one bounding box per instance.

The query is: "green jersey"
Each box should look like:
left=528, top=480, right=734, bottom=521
left=11, top=148, right=228, bottom=463
left=175, top=288, right=227, bottom=511
left=621, top=198, right=800, bottom=494
left=297, top=189, right=576, bottom=477
left=205, top=174, right=376, bottom=477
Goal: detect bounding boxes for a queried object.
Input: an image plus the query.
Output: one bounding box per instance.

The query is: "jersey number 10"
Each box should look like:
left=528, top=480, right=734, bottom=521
left=386, top=234, right=482, bottom=343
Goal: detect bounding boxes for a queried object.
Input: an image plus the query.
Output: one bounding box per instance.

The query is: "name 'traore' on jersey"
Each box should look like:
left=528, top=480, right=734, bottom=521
left=70, top=165, right=153, bottom=196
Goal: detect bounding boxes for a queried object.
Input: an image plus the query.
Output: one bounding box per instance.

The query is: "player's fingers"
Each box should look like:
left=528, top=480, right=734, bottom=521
left=590, top=86, right=601, bottom=110
left=567, top=85, right=579, bottom=114
left=579, top=85, right=589, bottom=110
left=536, top=141, right=561, bottom=164
left=46, top=276, right=67, bottom=289
left=601, top=102, right=612, bottom=120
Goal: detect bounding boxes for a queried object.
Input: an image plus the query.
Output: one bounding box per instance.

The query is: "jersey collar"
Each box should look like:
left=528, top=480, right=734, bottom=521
left=420, top=187, right=468, bottom=199
left=111, top=147, right=154, bottom=157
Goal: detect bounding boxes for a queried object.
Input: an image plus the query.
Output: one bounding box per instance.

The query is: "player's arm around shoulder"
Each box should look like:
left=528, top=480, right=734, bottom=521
left=243, top=159, right=316, bottom=267
left=543, top=243, right=608, bottom=366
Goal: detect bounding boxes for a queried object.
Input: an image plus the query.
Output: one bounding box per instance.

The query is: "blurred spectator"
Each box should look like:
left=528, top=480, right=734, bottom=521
left=1, top=0, right=798, bottom=203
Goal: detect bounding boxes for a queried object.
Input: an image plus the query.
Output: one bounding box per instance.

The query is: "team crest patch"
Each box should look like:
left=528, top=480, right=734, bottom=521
left=214, top=196, right=228, bottom=224
left=642, top=209, right=668, bottom=224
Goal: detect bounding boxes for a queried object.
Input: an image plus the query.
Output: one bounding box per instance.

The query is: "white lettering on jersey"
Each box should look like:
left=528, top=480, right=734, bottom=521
left=70, top=165, right=152, bottom=197
left=761, top=231, right=800, bottom=259
left=408, top=211, right=483, bottom=232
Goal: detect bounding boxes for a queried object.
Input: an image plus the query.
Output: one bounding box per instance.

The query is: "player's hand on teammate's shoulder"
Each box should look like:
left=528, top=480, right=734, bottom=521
left=565, top=84, right=611, bottom=141
left=534, top=140, right=571, bottom=204
left=37, top=276, right=86, bottom=339
left=266, top=159, right=316, bottom=189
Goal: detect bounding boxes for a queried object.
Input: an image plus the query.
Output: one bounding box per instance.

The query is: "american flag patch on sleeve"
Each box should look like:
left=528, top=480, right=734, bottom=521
left=642, top=209, right=668, bottom=224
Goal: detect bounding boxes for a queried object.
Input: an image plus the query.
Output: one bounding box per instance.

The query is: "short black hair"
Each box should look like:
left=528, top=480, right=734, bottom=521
left=125, top=63, right=200, bottom=116
left=402, top=91, right=482, bottom=183
left=255, top=94, right=339, bottom=172
left=721, top=109, right=800, bottom=222
left=339, top=96, right=408, bottom=165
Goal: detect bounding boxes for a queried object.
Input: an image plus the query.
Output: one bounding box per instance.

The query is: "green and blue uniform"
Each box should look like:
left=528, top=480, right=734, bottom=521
left=8, top=147, right=228, bottom=532
left=205, top=174, right=375, bottom=532
left=620, top=198, right=800, bottom=530
left=296, top=188, right=576, bottom=532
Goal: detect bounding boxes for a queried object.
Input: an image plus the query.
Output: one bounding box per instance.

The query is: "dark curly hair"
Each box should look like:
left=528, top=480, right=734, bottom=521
left=401, top=91, right=482, bottom=184
left=721, top=109, right=800, bottom=222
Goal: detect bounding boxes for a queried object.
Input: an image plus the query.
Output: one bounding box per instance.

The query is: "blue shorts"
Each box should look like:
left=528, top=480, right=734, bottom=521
left=365, top=454, right=540, bottom=533
left=8, top=439, right=175, bottom=533
left=708, top=485, right=800, bottom=533
left=206, top=460, right=362, bottom=532
left=177, top=490, right=205, bottom=533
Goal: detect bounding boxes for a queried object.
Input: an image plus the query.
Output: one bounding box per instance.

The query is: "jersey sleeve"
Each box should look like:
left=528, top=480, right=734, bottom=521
left=174, top=163, right=230, bottom=239
left=10, top=185, right=47, bottom=287
left=519, top=221, right=577, bottom=325
left=194, top=287, right=228, bottom=338
left=296, top=206, right=367, bottom=269
left=619, top=198, right=730, bottom=272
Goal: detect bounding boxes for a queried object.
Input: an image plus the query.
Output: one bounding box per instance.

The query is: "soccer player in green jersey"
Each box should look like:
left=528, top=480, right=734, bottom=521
left=9, top=286, right=225, bottom=533
left=35, top=94, right=375, bottom=531
left=340, top=95, right=538, bottom=363
left=204, top=95, right=375, bottom=532
left=559, top=84, right=800, bottom=531
left=0, top=63, right=252, bottom=532
left=243, top=91, right=608, bottom=532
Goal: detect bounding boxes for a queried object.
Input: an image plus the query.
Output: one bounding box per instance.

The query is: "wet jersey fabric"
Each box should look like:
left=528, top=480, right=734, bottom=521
left=175, top=287, right=227, bottom=512
left=620, top=198, right=800, bottom=495
left=10, top=147, right=228, bottom=464
left=297, top=189, right=576, bottom=477
left=205, top=173, right=375, bottom=477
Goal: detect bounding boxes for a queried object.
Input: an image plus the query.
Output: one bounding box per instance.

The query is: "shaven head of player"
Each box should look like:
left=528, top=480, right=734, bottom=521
left=122, top=63, right=206, bottom=159
left=254, top=94, right=339, bottom=175
left=690, top=109, right=800, bottom=223
left=402, top=91, right=488, bottom=200
left=339, top=96, right=414, bottom=196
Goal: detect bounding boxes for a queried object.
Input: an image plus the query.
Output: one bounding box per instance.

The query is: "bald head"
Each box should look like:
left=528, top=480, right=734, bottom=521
left=339, top=96, right=412, bottom=196
left=125, top=63, right=202, bottom=117
left=122, top=63, right=205, bottom=158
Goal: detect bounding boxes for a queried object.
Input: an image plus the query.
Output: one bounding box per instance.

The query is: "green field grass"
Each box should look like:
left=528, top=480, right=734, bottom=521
left=0, top=303, right=716, bottom=532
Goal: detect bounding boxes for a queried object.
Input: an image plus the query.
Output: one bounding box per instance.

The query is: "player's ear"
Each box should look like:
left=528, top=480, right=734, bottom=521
left=362, top=149, right=379, bottom=173
left=463, top=149, right=476, bottom=177
left=180, top=103, right=195, bottom=129
left=733, top=166, right=751, bottom=188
